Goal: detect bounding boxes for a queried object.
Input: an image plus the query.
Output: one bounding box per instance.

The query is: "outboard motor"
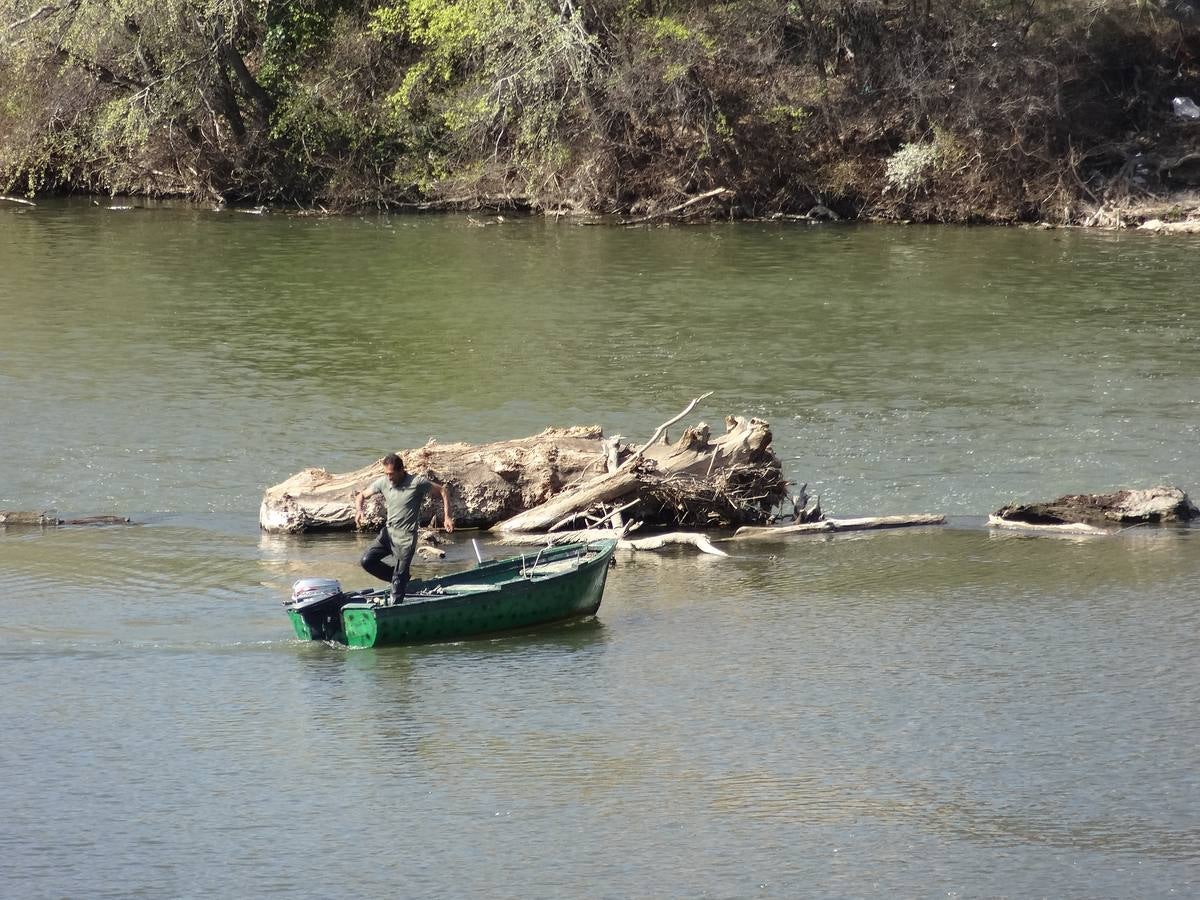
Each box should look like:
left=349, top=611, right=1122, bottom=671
left=287, top=577, right=348, bottom=641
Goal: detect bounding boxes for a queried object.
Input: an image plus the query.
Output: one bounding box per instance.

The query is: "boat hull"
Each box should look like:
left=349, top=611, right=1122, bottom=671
left=287, top=540, right=615, bottom=648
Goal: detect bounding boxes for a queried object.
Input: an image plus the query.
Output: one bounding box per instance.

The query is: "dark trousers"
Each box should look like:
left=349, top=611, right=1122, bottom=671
left=361, top=528, right=420, bottom=600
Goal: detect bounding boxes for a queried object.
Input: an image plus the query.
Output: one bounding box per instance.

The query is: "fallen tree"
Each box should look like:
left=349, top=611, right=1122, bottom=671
left=259, top=401, right=790, bottom=537
left=259, top=426, right=608, bottom=533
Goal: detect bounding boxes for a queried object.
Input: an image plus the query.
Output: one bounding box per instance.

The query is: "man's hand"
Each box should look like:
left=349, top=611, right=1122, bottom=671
left=431, top=482, right=455, bottom=533
left=353, top=491, right=365, bottom=528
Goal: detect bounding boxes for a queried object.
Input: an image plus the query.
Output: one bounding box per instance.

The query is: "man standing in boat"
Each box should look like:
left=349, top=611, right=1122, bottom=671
left=353, top=453, right=454, bottom=604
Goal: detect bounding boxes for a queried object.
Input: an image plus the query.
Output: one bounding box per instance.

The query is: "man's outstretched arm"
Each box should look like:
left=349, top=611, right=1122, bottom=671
left=429, top=482, right=455, bottom=532
left=353, top=483, right=381, bottom=527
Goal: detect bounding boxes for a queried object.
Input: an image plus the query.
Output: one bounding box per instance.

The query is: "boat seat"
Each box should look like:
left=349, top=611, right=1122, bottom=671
left=520, top=559, right=581, bottom=577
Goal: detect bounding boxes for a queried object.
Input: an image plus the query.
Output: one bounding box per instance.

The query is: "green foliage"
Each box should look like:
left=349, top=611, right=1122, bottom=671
left=0, top=0, right=1194, bottom=219
left=94, top=97, right=152, bottom=153
left=644, top=15, right=716, bottom=54
left=260, top=3, right=340, bottom=93
left=763, top=104, right=810, bottom=133
left=663, top=61, right=689, bottom=83
left=388, top=62, right=435, bottom=114
left=374, top=0, right=601, bottom=195
left=367, top=3, right=407, bottom=36
left=371, top=0, right=501, bottom=79
left=713, top=109, right=733, bottom=139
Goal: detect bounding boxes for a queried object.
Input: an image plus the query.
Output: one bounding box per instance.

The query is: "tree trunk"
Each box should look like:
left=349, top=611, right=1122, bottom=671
left=260, top=427, right=609, bottom=533
left=219, top=39, right=275, bottom=128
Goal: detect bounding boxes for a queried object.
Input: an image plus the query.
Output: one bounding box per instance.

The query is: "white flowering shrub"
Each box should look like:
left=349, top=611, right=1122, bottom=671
left=885, top=141, right=940, bottom=191
left=884, top=129, right=966, bottom=193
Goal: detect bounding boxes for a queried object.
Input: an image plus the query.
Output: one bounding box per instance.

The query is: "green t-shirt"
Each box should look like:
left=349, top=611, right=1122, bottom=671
left=368, top=473, right=432, bottom=536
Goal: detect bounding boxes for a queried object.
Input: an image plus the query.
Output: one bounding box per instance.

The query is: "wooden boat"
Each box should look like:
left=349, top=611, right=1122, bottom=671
left=285, top=540, right=616, bottom=648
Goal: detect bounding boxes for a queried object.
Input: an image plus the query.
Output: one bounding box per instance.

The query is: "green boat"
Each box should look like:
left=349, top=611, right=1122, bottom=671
left=285, top=540, right=616, bottom=648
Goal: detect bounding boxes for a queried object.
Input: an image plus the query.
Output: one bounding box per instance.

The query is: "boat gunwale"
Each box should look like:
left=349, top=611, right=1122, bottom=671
left=348, top=539, right=616, bottom=618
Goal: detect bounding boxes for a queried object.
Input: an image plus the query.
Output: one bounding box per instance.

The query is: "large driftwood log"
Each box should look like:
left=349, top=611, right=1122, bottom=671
left=259, top=427, right=608, bottom=533
left=260, top=402, right=788, bottom=539
left=729, top=514, right=945, bottom=540
left=992, top=487, right=1197, bottom=527
left=493, top=406, right=787, bottom=533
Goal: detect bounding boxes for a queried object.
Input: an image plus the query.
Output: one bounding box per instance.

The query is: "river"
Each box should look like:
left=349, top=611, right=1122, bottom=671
left=2, top=200, right=1197, bottom=897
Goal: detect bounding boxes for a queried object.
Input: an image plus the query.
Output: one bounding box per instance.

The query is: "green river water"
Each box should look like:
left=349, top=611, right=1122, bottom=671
left=2, top=200, right=1198, bottom=897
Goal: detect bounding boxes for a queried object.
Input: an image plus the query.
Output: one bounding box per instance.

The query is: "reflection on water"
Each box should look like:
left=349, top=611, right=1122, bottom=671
left=2, top=206, right=1198, bottom=897
left=709, top=768, right=1200, bottom=859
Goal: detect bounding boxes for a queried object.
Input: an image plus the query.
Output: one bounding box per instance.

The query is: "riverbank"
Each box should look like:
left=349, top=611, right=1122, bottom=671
left=4, top=187, right=1199, bottom=899
left=3, top=1, right=1198, bottom=226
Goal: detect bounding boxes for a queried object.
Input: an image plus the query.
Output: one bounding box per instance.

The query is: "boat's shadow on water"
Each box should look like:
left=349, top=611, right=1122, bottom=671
left=284, top=617, right=609, bottom=740
left=289, top=614, right=608, bottom=667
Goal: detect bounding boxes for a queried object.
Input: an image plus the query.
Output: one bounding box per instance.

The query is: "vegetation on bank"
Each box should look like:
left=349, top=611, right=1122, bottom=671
left=1, top=0, right=1198, bottom=222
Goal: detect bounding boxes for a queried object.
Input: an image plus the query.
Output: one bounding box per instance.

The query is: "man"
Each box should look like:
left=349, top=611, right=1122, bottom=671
left=354, top=453, right=455, bottom=604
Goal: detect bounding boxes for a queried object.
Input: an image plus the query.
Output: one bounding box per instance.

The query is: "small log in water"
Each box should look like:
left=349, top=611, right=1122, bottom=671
left=0, top=511, right=131, bottom=526
left=492, top=527, right=729, bottom=556
left=728, top=514, right=945, bottom=541
left=986, top=515, right=1109, bottom=535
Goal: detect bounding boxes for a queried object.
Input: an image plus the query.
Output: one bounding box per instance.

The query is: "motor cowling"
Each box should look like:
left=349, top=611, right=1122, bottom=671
left=290, top=577, right=342, bottom=607
left=288, top=578, right=348, bottom=641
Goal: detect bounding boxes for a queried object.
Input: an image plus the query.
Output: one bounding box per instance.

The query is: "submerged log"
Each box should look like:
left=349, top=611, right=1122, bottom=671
left=729, top=514, right=945, bottom=540
left=259, top=426, right=608, bottom=533
left=0, top=511, right=131, bottom=526
left=416, top=542, right=447, bottom=560
left=986, top=516, right=1109, bottom=535
left=992, top=487, right=1198, bottom=527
